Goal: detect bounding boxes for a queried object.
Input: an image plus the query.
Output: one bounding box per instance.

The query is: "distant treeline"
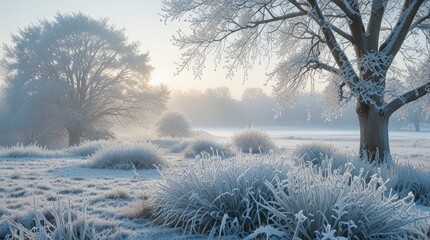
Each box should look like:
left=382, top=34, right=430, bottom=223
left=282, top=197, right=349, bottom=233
left=168, top=87, right=414, bottom=130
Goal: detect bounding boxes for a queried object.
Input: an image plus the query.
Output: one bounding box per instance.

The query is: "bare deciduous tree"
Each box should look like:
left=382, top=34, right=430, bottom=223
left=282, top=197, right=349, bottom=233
left=2, top=13, right=169, bottom=146
left=162, top=0, right=430, bottom=162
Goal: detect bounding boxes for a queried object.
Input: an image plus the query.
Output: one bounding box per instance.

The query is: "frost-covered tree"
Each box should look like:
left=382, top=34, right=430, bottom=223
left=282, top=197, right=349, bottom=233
left=2, top=13, right=168, bottom=146
left=156, top=111, right=192, bottom=138
left=162, top=0, right=430, bottom=162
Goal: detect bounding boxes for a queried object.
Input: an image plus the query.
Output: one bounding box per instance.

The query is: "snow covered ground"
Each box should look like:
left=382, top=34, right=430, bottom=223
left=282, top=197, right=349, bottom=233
left=0, top=129, right=429, bottom=239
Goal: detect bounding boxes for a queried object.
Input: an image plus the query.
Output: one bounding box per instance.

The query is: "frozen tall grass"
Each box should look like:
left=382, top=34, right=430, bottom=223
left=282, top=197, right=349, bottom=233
left=0, top=143, right=58, bottom=158
left=257, top=163, right=427, bottom=239
left=64, top=139, right=111, bottom=157
left=291, top=141, right=337, bottom=166
left=89, top=142, right=166, bottom=170
left=153, top=154, right=429, bottom=239
left=183, top=137, right=232, bottom=158
left=232, top=128, right=275, bottom=154
left=153, top=153, right=288, bottom=238
left=3, top=199, right=113, bottom=240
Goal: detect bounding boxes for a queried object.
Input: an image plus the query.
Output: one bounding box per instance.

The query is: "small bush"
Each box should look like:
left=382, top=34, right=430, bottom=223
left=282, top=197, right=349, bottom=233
left=156, top=111, right=192, bottom=138
left=183, top=137, right=232, bottom=158
left=151, top=139, right=189, bottom=153
left=232, top=128, right=275, bottom=154
left=387, top=162, right=430, bottom=207
left=0, top=143, right=57, bottom=158
left=256, top=163, right=426, bottom=239
left=153, top=155, right=288, bottom=237
left=64, top=139, right=111, bottom=157
left=291, top=141, right=337, bottom=166
left=89, top=142, right=166, bottom=170
left=3, top=201, right=114, bottom=239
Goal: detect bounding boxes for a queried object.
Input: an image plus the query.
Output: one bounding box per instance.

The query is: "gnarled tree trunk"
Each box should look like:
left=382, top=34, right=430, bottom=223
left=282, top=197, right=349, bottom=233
left=356, top=101, right=391, bottom=163
left=67, top=128, right=82, bottom=146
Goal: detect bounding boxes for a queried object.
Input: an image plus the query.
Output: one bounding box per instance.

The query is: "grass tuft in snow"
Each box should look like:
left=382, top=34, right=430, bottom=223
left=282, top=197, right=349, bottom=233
left=64, top=139, right=111, bottom=157
left=231, top=128, right=275, bottom=154
left=183, top=137, right=232, bottom=159
left=258, top=161, right=428, bottom=239
left=0, top=143, right=58, bottom=158
left=387, top=162, right=430, bottom=207
left=3, top=199, right=114, bottom=240
left=152, top=153, right=288, bottom=238
left=151, top=138, right=190, bottom=153
left=291, top=141, right=337, bottom=166
left=89, top=141, right=166, bottom=170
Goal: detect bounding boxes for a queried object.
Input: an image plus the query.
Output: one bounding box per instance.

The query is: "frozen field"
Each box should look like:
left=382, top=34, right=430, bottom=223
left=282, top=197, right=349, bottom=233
left=0, top=129, right=429, bottom=239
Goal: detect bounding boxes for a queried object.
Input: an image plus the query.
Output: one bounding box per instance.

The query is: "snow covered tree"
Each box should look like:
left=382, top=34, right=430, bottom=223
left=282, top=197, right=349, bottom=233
left=162, top=0, right=430, bottom=163
left=2, top=13, right=168, bottom=146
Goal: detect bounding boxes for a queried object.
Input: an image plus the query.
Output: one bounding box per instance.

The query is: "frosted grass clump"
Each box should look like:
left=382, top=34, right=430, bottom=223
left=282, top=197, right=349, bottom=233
left=291, top=141, right=337, bottom=166
left=387, top=162, right=430, bottom=207
left=153, top=154, right=288, bottom=238
left=183, top=137, right=232, bottom=158
left=0, top=143, right=58, bottom=158
left=257, top=163, right=427, bottom=239
left=232, top=128, right=275, bottom=154
left=3, top=200, right=113, bottom=240
left=89, top=142, right=166, bottom=170
left=64, top=139, right=111, bottom=157
left=151, top=138, right=189, bottom=153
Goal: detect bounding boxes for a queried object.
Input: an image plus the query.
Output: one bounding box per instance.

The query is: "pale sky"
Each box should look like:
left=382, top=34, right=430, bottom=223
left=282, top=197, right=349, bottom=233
left=0, top=0, right=274, bottom=99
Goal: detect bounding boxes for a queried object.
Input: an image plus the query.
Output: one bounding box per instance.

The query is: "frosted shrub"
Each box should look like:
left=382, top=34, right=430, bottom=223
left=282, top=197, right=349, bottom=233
left=151, top=138, right=189, bottom=153
left=257, top=164, right=426, bottom=239
left=153, top=154, right=288, bottom=237
left=291, top=141, right=337, bottom=166
left=0, top=143, right=57, bottom=158
left=156, top=111, right=192, bottom=138
left=232, top=128, right=275, bottom=154
left=183, top=137, right=232, bottom=158
left=64, top=139, right=111, bottom=157
left=3, top=200, right=113, bottom=239
left=89, top=142, right=166, bottom=170
left=388, top=162, right=430, bottom=207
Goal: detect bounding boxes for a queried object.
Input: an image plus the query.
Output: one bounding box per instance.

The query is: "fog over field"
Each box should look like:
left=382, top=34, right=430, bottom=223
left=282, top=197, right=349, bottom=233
left=1, top=1, right=430, bottom=240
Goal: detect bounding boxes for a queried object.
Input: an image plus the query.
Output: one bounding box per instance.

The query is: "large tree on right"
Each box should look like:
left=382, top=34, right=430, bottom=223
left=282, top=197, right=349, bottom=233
left=162, top=0, right=430, bottom=163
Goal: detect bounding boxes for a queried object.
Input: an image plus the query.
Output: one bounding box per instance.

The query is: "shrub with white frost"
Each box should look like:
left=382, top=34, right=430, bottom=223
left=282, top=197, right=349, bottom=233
left=152, top=154, right=288, bottom=238
left=156, top=111, right=192, bottom=138
left=0, top=143, right=57, bottom=158
left=291, top=141, right=337, bottom=166
left=387, top=162, right=430, bottom=207
left=232, top=128, right=275, bottom=154
left=2, top=201, right=114, bottom=239
left=151, top=138, right=189, bottom=153
left=257, top=163, right=426, bottom=240
left=183, top=137, right=232, bottom=158
left=89, top=142, right=165, bottom=170
left=64, top=139, right=111, bottom=157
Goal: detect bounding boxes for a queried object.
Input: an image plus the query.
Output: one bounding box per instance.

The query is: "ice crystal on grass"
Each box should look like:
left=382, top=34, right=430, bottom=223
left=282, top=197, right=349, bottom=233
left=183, top=137, right=232, bottom=159
left=291, top=141, right=337, bottom=166
left=261, top=164, right=427, bottom=239
left=232, top=128, right=275, bottom=154
left=153, top=154, right=288, bottom=238
left=0, top=143, right=58, bottom=158
left=64, top=139, right=111, bottom=157
left=3, top=199, right=114, bottom=240
left=89, top=142, right=166, bottom=170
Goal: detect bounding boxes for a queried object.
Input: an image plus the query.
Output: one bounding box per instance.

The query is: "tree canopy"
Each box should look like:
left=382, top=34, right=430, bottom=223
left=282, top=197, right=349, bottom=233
left=162, top=0, right=430, bottom=162
left=1, top=13, right=169, bottom=146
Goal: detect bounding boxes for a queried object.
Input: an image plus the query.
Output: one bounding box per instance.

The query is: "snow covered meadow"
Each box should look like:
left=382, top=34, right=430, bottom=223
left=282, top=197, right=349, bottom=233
left=1, top=128, right=430, bottom=239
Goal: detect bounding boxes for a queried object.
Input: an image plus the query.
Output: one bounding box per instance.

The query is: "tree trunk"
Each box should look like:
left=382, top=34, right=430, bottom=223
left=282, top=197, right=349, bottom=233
left=413, top=120, right=420, bottom=132
left=67, top=128, right=82, bottom=146
left=357, top=102, right=391, bottom=163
